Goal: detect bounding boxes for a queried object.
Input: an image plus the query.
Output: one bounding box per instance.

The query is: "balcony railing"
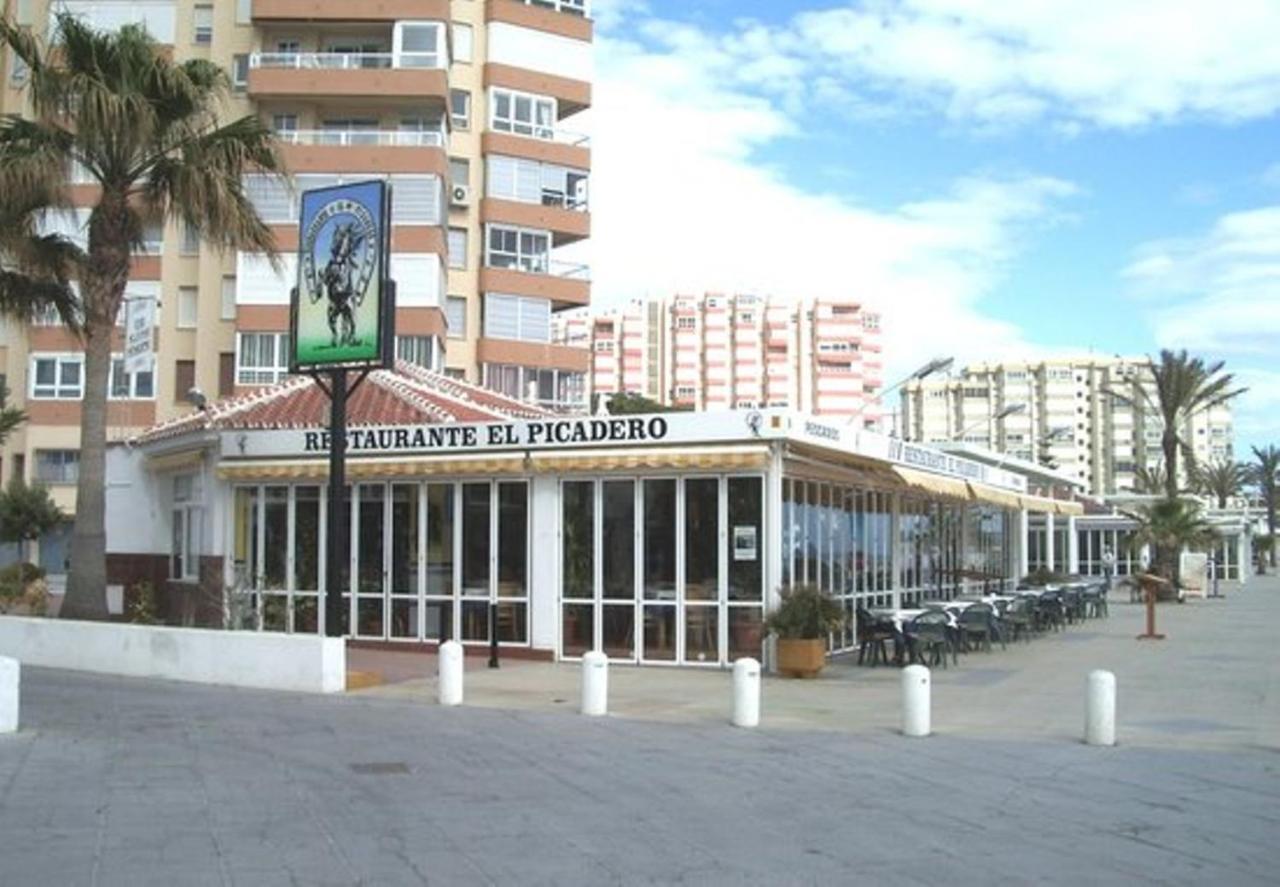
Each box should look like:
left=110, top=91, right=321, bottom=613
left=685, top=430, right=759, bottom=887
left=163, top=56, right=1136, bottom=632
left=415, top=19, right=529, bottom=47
left=249, top=51, right=445, bottom=71
left=523, top=0, right=589, bottom=17
left=486, top=256, right=590, bottom=279
left=276, top=129, right=445, bottom=148
left=492, top=119, right=590, bottom=148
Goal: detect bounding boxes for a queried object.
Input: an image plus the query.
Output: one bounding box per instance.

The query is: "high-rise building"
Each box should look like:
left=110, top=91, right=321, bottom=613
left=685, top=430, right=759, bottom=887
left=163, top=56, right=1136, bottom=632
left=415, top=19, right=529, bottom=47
left=0, top=0, right=593, bottom=568
left=900, top=356, right=1235, bottom=495
left=554, top=294, right=884, bottom=421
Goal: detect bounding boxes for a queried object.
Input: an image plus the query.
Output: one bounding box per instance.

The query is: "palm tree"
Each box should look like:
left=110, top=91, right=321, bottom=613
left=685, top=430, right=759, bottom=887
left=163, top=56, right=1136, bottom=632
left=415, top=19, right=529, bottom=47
left=1126, top=497, right=1217, bottom=591
left=1133, top=462, right=1170, bottom=496
left=1193, top=458, right=1248, bottom=509
left=1251, top=445, right=1279, bottom=569
left=0, top=15, right=284, bottom=620
left=1109, top=350, right=1246, bottom=500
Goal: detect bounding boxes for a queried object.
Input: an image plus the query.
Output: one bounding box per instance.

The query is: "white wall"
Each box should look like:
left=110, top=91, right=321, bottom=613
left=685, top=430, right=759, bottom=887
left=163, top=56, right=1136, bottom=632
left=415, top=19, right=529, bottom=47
left=0, top=616, right=345, bottom=693
left=530, top=474, right=559, bottom=652
left=105, top=444, right=169, bottom=556
left=487, top=23, right=593, bottom=82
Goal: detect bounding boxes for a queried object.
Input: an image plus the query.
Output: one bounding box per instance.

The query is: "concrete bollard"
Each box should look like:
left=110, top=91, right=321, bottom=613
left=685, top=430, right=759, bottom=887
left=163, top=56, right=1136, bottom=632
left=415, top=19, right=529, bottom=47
left=732, top=657, right=761, bottom=728
left=581, top=650, right=608, bottom=716
left=0, top=656, right=17, bottom=734
left=901, top=664, right=931, bottom=738
left=438, top=641, right=464, bottom=707
left=1085, top=669, right=1116, bottom=746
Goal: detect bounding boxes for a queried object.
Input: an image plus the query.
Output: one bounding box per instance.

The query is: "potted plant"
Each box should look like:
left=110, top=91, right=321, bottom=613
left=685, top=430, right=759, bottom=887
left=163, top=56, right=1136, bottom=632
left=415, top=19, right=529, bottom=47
left=765, top=585, right=845, bottom=678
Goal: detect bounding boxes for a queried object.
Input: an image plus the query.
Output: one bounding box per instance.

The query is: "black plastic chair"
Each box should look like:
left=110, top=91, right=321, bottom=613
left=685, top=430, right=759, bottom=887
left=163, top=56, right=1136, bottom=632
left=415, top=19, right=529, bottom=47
left=1035, top=592, right=1066, bottom=632
left=905, top=610, right=955, bottom=669
left=958, top=603, right=1001, bottom=653
left=1001, top=596, right=1035, bottom=643
left=856, top=607, right=896, bottom=667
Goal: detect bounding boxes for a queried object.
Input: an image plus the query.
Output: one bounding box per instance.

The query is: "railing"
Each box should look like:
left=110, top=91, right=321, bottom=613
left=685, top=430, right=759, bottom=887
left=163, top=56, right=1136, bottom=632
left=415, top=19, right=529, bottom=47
left=486, top=257, right=590, bottom=280
left=523, top=0, right=589, bottom=17
left=491, top=119, right=591, bottom=148
left=249, top=52, right=445, bottom=71
left=276, top=129, right=445, bottom=148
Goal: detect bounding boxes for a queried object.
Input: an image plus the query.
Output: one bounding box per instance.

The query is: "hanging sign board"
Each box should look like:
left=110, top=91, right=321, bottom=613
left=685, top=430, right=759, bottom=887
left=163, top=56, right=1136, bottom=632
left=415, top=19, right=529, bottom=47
left=123, top=297, right=156, bottom=374
left=289, top=179, right=393, bottom=372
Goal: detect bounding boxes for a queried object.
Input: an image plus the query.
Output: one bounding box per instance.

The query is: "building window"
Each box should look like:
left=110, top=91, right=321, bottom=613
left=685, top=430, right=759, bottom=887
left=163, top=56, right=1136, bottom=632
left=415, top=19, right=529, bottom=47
left=445, top=296, right=466, bottom=339
left=448, top=227, right=468, bottom=269
left=483, top=294, right=550, bottom=343
left=221, top=276, right=236, bottom=321
left=171, top=473, right=202, bottom=582
left=177, top=286, right=198, bottom=328
left=490, top=87, right=555, bottom=139
left=449, top=89, right=470, bottom=130
left=35, top=450, right=78, bottom=484
left=193, top=4, right=213, bottom=45
left=174, top=360, right=196, bottom=403
left=236, top=332, right=290, bottom=385
left=231, top=54, right=248, bottom=90
left=30, top=355, right=83, bottom=399
left=109, top=358, right=155, bottom=399
left=180, top=222, right=200, bottom=255
left=449, top=157, right=469, bottom=190
left=452, top=22, right=473, bottom=63
left=485, top=224, right=549, bottom=273
left=395, top=335, right=437, bottom=369
left=676, top=317, right=696, bottom=330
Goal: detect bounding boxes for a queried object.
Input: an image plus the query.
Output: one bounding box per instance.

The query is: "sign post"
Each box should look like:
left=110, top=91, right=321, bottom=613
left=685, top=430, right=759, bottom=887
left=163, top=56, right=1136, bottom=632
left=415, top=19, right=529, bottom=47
left=289, top=180, right=394, bottom=637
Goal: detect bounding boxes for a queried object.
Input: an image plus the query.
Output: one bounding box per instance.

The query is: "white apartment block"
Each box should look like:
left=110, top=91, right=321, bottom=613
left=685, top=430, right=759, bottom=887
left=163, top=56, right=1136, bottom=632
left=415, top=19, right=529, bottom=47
left=900, top=356, right=1235, bottom=495
left=555, top=294, right=884, bottom=421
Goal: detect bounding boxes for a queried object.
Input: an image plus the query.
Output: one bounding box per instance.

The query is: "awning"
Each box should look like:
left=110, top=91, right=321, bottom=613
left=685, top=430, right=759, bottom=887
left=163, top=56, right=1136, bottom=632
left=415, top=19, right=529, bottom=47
left=531, top=444, right=771, bottom=473
left=966, top=481, right=1023, bottom=510
left=218, top=453, right=529, bottom=480
left=893, top=466, right=971, bottom=501
left=145, top=448, right=206, bottom=472
left=1055, top=499, right=1085, bottom=516
left=1019, top=494, right=1086, bottom=516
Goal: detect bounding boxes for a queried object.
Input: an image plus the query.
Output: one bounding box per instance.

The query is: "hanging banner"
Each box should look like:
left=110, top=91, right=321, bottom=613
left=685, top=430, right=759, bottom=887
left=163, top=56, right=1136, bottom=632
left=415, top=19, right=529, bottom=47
left=123, top=297, right=156, bottom=374
left=290, top=179, right=393, bottom=372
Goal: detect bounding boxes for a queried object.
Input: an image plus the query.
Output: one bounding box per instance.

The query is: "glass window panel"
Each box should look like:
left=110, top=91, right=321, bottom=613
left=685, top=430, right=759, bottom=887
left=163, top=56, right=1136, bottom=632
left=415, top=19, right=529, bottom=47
left=685, top=605, right=719, bottom=664
left=426, top=483, right=454, bottom=596
left=461, top=600, right=488, bottom=641
left=728, top=477, right=762, bottom=602
left=357, top=599, right=384, bottom=637
left=602, top=480, right=635, bottom=600
left=601, top=605, right=635, bottom=660
left=391, top=484, right=419, bottom=595
left=781, top=479, right=792, bottom=589
left=642, top=606, right=676, bottom=661
left=727, top=606, right=764, bottom=662
left=461, top=483, right=490, bottom=597
left=390, top=600, right=417, bottom=638
left=562, top=603, right=594, bottom=657
left=294, top=487, right=320, bottom=591
left=684, top=478, right=719, bottom=602
left=562, top=481, right=594, bottom=600
left=424, top=599, right=452, bottom=641
left=357, top=484, right=385, bottom=598
left=263, top=595, right=287, bottom=632
left=263, top=486, right=288, bottom=590
left=497, top=483, right=527, bottom=599
left=294, top=596, right=319, bottom=634
left=496, top=601, right=526, bottom=643
left=643, top=479, right=676, bottom=601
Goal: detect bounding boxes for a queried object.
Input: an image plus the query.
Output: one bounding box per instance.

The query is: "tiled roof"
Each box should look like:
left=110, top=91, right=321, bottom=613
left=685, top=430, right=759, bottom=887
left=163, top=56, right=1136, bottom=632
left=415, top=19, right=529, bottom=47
left=136, top=362, right=556, bottom=444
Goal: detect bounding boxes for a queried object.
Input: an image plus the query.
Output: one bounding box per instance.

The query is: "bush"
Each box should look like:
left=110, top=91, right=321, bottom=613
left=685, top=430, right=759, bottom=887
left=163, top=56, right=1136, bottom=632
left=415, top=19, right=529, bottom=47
left=125, top=580, right=160, bottom=625
left=0, top=571, right=49, bottom=616
left=1023, top=568, right=1069, bottom=587
left=765, top=585, right=845, bottom=640
left=0, top=562, right=45, bottom=587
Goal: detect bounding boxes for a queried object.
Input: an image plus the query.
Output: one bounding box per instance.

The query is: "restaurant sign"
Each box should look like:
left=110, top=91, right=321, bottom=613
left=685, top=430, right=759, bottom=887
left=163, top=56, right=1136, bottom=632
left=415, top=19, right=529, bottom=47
left=886, top=438, right=1027, bottom=492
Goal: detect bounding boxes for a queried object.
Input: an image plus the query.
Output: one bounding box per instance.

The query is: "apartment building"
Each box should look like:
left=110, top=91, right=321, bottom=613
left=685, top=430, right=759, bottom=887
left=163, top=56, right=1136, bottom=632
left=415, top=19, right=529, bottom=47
left=555, top=294, right=884, bottom=421
left=0, top=0, right=593, bottom=570
left=899, top=356, right=1235, bottom=495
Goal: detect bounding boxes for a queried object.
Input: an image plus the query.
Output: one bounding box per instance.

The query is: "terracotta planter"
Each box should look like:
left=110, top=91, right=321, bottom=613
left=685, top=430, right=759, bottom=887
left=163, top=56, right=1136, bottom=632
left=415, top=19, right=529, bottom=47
left=776, top=638, right=827, bottom=678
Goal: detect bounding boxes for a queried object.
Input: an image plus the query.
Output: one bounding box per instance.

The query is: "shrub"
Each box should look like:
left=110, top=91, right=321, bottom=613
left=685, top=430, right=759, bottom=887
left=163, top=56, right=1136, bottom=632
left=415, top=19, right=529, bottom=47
left=125, top=581, right=160, bottom=625
left=765, top=585, right=845, bottom=640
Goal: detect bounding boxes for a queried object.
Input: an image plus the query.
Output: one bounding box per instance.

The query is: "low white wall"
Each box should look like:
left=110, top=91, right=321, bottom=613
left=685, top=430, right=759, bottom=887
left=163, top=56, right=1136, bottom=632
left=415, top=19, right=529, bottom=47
left=0, top=617, right=345, bottom=694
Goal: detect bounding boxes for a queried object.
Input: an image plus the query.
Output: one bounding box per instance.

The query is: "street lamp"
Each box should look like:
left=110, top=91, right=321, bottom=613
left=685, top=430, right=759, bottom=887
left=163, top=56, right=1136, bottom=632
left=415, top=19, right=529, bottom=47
left=953, top=402, right=1026, bottom=442
left=855, top=356, right=954, bottom=431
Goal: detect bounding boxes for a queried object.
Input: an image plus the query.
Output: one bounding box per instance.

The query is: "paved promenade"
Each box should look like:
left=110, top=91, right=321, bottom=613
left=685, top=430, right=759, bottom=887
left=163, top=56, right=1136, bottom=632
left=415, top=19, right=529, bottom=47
left=2, top=578, right=1278, bottom=885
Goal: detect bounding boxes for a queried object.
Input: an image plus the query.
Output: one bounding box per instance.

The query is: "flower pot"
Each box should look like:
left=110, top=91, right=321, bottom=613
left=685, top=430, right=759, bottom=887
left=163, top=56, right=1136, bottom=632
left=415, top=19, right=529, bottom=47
left=776, top=638, right=827, bottom=678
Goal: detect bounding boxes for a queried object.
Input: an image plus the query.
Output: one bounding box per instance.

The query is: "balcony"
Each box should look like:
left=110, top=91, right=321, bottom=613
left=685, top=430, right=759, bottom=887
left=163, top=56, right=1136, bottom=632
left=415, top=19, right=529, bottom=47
left=477, top=338, right=591, bottom=373
left=482, top=128, right=589, bottom=170
left=481, top=198, right=589, bottom=246
left=248, top=52, right=447, bottom=103
left=480, top=260, right=590, bottom=310
left=487, top=0, right=593, bottom=41
left=276, top=129, right=448, bottom=175
left=252, top=0, right=450, bottom=21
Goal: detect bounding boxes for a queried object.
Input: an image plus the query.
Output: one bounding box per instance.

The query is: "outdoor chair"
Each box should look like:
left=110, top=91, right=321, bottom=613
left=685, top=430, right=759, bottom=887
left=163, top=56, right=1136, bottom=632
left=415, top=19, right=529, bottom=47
left=1034, top=592, right=1066, bottom=633
left=1061, top=588, right=1086, bottom=625
left=1082, top=583, right=1108, bottom=618
left=855, top=607, right=896, bottom=667
left=905, top=610, right=955, bottom=669
left=1001, top=597, right=1035, bottom=643
left=957, top=603, right=1002, bottom=653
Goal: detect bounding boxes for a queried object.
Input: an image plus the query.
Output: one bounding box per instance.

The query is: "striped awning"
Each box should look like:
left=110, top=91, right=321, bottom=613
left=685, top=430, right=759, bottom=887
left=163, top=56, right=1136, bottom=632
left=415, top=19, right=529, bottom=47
left=531, top=445, right=771, bottom=473
left=966, top=481, right=1023, bottom=510
left=893, top=466, right=972, bottom=501
left=1020, top=494, right=1085, bottom=516
left=217, top=453, right=528, bottom=480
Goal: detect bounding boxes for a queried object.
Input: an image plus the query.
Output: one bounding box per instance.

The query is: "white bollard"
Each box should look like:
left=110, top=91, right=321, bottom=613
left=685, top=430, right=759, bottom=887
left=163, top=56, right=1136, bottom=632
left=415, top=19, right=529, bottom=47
left=0, top=656, right=17, bottom=734
left=901, top=664, right=931, bottom=738
left=732, top=657, right=761, bottom=728
left=437, top=641, right=464, bottom=707
left=1085, top=669, right=1117, bottom=746
left=581, top=650, right=608, bottom=716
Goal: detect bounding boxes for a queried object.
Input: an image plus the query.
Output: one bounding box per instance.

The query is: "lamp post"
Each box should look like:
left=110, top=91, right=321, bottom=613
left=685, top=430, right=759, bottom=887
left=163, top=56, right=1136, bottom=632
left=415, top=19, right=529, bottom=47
left=854, top=356, right=954, bottom=434
left=952, top=402, right=1026, bottom=442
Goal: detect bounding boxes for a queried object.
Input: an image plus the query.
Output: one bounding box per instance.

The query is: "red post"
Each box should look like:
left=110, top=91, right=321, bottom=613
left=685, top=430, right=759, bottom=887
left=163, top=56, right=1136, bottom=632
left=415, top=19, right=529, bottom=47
left=1136, top=576, right=1165, bottom=641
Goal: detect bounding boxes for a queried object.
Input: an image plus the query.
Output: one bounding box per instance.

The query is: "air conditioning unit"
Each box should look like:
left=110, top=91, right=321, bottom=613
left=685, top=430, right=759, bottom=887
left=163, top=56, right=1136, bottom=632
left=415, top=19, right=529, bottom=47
left=450, top=184, right=471, bottom=207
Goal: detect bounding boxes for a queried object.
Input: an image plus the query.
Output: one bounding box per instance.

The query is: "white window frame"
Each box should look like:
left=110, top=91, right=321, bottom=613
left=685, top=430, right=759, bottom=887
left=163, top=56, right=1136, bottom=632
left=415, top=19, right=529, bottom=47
left=235, top=332, right=290, bottom=386
left=489, top=87, right=556, bottom=140
left=30, top=354, right=84, bottom=399
left=171, top=472, right=203, bottom=582
left=450, top=89, right=471, bottom=130
left=109, top=355, right=156, bottom=400
left=446, top=296, right=467, bottom=339
left=448, top=227, right=468, bottom=270
left=393, top=20, right=447, bottom=69
left=192, top=4, right=213, bottom=45
left=395, top=335, right=439, bottom=370
left=484, top=224, right=550, bottom=273
left=34, top=449, right=79, bottom=485
left=483, top=293, right=551, bottom=343
left=452, top=22, right=473, bottom=63
left=176, top=286, right=198, bottom=329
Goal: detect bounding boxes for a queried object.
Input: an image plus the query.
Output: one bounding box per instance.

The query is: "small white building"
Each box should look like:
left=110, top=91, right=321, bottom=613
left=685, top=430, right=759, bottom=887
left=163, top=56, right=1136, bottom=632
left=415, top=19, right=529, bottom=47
left=106, top=363, right=1080, bottom=666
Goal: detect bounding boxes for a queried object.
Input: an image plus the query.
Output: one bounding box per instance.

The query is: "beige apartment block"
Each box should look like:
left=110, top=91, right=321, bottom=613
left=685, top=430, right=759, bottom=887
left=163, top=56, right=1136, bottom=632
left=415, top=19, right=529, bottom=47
left=0, top=0, right=593, bottom=568
left=554, top=294, right=884, bottom=423
left=900, top=356, right=1234, bottom=495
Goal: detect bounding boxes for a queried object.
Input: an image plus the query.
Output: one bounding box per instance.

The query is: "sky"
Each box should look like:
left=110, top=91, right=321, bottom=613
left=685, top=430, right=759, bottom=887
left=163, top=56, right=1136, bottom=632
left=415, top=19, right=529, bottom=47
left=571, top=0, right=1280, bottom=453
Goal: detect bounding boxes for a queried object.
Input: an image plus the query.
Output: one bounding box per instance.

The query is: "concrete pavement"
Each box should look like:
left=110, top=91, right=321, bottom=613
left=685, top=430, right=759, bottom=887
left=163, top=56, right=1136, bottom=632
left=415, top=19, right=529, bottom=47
left=0, top=577, right=1277, bottom=885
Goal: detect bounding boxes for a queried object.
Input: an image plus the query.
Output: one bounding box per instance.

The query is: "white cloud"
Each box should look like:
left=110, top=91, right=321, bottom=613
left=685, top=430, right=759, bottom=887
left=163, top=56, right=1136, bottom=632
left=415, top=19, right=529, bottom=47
left=1124, top=207, right=1280, bottom=448
left=600, top=1, right=1280, bottom=130
left=574, top=20, right=1079, bottom=385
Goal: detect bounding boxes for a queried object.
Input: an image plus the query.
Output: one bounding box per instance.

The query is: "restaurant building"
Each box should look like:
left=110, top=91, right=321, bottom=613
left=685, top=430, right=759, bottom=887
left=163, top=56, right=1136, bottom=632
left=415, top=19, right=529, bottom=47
left=105, top=364, right=1079, bottom=667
